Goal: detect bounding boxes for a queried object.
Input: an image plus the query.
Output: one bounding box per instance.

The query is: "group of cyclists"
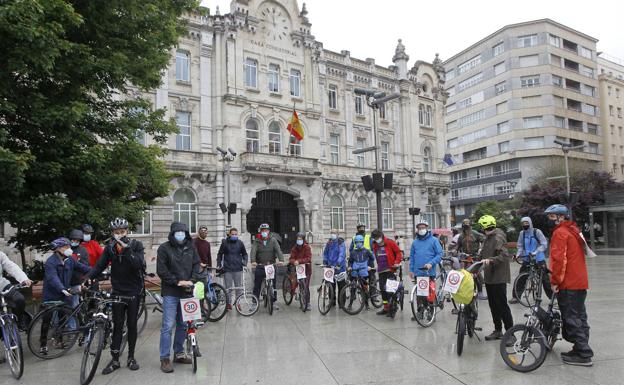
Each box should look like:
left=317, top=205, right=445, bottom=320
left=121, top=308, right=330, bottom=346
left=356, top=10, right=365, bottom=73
left=0, top=199, right=594, bottom=383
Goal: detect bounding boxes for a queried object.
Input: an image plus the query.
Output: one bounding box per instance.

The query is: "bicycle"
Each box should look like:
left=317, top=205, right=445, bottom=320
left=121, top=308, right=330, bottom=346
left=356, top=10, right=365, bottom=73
left=179, top=284, right=204, bottom=374
left=453, top=258, right=484, bottom=356
left=257, top=264, right=278, bottom=316
left=80, top=290, right=133, bottom=385
left=512, top=254, right=548, bottom=308
left=200, top=267, right=227, bottom=322
left=339, top=267, right=381, bottom=315
left=385, top=258, right=409, bottom=319
left=232, top=267, right=259, bottom=316
left=0, top=283, right=27, bottom=379
left=500, top=269, right=561, bottom=372
left=410, top=267, right=438, bottom=327
left=316, top=264, right=347, bottom=315
left=137, top=272, right=163, bottom=335
left=282, top=263, right=299, bottom=306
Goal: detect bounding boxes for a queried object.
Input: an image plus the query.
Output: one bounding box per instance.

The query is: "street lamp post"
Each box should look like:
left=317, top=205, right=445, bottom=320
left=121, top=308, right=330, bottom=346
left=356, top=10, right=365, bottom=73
left=553, top=140, right=584, bottom=220
left=217, top=146, right=237, bottom=227
left=352, top=88, right=401, bottom=230
left=405, top=168, right=418, bottom=237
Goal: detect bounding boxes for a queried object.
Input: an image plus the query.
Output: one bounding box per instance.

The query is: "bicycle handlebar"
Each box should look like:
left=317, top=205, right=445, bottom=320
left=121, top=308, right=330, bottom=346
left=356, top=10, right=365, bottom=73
left=0, top=283, right=28, bottom=296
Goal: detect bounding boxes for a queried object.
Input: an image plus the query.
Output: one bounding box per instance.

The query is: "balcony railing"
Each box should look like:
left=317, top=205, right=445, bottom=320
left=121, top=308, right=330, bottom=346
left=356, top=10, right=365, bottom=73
left=240, top=152, right=320, bottom=175
left=451, top=168, right=520, bottom=184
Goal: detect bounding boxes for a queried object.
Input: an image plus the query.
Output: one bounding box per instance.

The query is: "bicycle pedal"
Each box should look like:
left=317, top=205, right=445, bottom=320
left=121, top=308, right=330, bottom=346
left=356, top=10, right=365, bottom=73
left=195, top=321, right=205, bottom=328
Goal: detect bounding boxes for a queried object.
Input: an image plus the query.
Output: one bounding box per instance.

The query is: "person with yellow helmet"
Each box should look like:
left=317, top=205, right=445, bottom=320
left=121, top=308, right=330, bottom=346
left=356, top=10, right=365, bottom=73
left=477, top=215, right=514, bottom=341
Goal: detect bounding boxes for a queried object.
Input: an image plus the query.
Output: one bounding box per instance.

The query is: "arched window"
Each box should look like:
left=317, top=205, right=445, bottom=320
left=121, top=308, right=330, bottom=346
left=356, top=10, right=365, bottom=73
left=289, top=135, right=302, bottom=156
left=382, top=197, right=394, bottom=230
left=173, top=188, right=197, bottom=233
left=423, top=147, right=432, bottom=172
left=246, top=119, right=259, bottom=153
left=418, top=104, right=425, bottom=125
left=356, top=196, right=370, bottom=229
left=329, top=195, right=344, bottom=231
left=268, top=121, right=281, bottom=154
left=425, top=105, right=433, bottom=127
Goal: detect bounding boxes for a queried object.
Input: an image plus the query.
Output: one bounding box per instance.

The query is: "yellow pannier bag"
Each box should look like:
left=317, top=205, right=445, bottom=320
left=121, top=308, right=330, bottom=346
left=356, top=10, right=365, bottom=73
left=451, top=269, right=474, bottom=305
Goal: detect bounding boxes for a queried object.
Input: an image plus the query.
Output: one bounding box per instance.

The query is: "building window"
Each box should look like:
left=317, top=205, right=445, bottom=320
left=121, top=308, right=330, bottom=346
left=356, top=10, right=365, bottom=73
left=245, top=119, right=259, bottom=153
left=608, top=86, right=612, bottom=96
left=493, top=43, right=504, bottom=56
left=457, top=73, right=483, bottom=92
left=355, top=95, right=364, bottom=115
left=379, top=103, right=387, bottom=120
left=423, top=206, right=436, bottom=229
left=618, top=107, right=623, bottom=118
left=175, top=111, right=191, bottom=150
left=521, top=75, right=540, bottom=88
left=176, top=51, right=190, bottom=82
left=609, top=105, right=614, bottom=116
left=495, top=81, right=506, bottom=95
left=382, top=197, right=394, bottom=230
left=617, top=88, right=620, bottom=98
left=356, top=196, right=370, bottom=230
left=423, top=147, right=432, bottom=172
left=587, top=123, right=598, bottom=135
left=289, top=69, right=301, bottom=97
left=268, top=64, right=280, bottom=92
left=549, top=34, right=560, bottom=48
left=552, top=75, right=563, bottom=87
left=446, top=103, right=456, bottom=114
left=519, top=55, right=539, bottom=67
left=329, top=195, right=344, bottom=231
left=581, top=84, right=595, bottom=97
left=525, top=136, right=545, bottom=149
left=580, top=47, right=592, bottom=59
left=517, top=34, right=537, bottom=48
left=381, top=141, right=389, bottom=170
left=419, top=104, right=432, bottom=127
left=497, top=121, right=510, bottom=134
left=587, top=142, right=599, bottom=154
left=328, top=85, right=337, bottom=109
left=244, top=58, right=257, bottom=88
left=329, top=134, right=339, bottom=164
left=458, top=55, right=482, bottom=74
left=289, top=135, right=302, bottom=156
left=551, top=54, right=561, bottom=67
left=356, top=138, right=366, bottom=167
left=130, top=211, right=152, bottom=235
left=173, top=188, right=197, bottom=234
left=499, top=141, right=510, bottom=153
left=268, top=121, right=281, bottom=154
left=523, top=116, right=543, bottom=129
left=580, top=65, right=594, bottom=78
left=554, top=116, right=565, bottom=128
left=583, top=104, right=596, bottom=116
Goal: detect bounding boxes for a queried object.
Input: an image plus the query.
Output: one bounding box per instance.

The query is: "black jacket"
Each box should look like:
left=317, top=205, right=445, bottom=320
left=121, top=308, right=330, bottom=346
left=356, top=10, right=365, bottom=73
left=217, top=237, right=248, bottom=272
left=70, top=245, right=90, bottom=286
left=157, top=222, right=202, bottom=298
left=88, top=238, right=145, bottom=296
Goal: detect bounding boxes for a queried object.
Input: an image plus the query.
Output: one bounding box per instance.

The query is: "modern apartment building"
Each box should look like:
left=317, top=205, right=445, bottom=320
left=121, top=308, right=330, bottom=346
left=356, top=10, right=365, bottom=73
left=443, top=19, right=603, bottom=222
left=597, top=54, right=624, bottom=181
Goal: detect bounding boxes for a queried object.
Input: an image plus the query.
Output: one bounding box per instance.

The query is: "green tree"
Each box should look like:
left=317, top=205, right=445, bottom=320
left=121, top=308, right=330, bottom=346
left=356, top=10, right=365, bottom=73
left=471, top=199, right=522, bottom=240
left=0, top=0, right=200, bottom=265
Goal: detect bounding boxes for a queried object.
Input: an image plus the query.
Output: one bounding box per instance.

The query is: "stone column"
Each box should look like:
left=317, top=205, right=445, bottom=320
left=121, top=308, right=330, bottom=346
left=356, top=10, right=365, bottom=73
left=240, top=208, right=248, bottom=235
left=199, top=32, right=213, bottom=151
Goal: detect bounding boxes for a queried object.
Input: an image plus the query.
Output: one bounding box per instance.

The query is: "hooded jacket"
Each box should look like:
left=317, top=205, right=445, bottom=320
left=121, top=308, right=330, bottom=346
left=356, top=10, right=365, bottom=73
left=480, top=228, right=511, bottom=284
left=157, top=222, right=202, bottom=298
left=348, top=246, right=375, bottom=277
left=323, top=238, right=347, bottom=273
left=217, top=236, right=248, bottom=272
left=0, top=251, right=29, bottom=290
left=549, top=221, right=588, bottom=290
left=43, top=252, right=91, bottom=302
left=88, top=238, right=145, bottom=296
left=289, top=242, right=312, bottom=277
left=516, top=217, right=548, bottom=262
left=250, top=233, right=284, bottom=265
left=409, top=231, right=443, bottom=278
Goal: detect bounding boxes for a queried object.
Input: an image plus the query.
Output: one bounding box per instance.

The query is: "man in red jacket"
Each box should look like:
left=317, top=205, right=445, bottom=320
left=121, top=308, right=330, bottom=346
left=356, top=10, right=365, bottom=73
left=81, top=224, right=104, bottom=267
left=371, top=229, right=402, bottom=316
left=289, top=232, right=312, bottom=311
left=545, top=204, right=593, bottom=367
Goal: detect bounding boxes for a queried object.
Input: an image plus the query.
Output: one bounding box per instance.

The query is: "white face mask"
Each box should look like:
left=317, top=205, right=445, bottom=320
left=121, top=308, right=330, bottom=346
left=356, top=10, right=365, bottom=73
left=261, top=231, right=269, bottom=238
left=330, top=234, right=338, bottom=240
left=375, top=238, right=383, bottom=244
left=63, top=248, right=73, bottom=257
left=83, top=234, right=91, bottom=242
left=113, top=233, right=123, bottom=241
left=418, top=229, right=427, bottom=236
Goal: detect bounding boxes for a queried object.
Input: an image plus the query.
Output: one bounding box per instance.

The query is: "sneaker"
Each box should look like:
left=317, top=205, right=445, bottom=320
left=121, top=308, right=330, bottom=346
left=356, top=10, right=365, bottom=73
left=376, top=309, right=389, bottom=316
left=560, top=350, right=577, bottom=359
left=39, top=346, right=48, bottom=356
left=160, top=358, right=174, bottom=373
left=306, top=303, right=312, bottom=311
left=508, top=298, right=519, bottom=304
left=478, top=292, right=488, bottom=301
left=562, top=354, right=593, bottom=367
left=485, top=330, right=503, bottom=341
left=102, top=360, right=120, bottom=375
left=173, top=353, right=192, bottom=364
left=226, top=304, right=232, bottom=311
left=127, top=357, right=139, bottom=371
left=451, top=308, right=459, bottom=315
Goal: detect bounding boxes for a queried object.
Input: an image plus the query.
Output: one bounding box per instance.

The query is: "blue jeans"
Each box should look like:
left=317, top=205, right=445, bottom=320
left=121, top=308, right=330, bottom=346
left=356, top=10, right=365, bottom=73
left=159, top=296, right=186, bottom=359
left=69, top=285, right=81, bottom=330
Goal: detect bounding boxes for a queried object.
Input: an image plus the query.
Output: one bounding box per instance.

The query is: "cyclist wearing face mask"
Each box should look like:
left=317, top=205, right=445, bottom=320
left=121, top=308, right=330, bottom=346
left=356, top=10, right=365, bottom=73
left=88, top=218, right=145, bottom=374
left=250, top=224, right=284, bottom=309
left=289, top=232, right=312, bottom=311
left=455, top=218, right=487, bottom=300
left=67, top=229, right=90, bottom=314
left=81, top=224, right=104, bottom=267
left=217, top=228, right=248, bottom=310
left=370, top=229, right=403, bottom=316
left=323, top=229, right=347, bottom=308
left=349, top=223, right=372, bottom=252
left=408, top=220, right=443, bottom=318
left=347, top=234, right=375, bottom=309
left=157, top=221, right=203, bottom=373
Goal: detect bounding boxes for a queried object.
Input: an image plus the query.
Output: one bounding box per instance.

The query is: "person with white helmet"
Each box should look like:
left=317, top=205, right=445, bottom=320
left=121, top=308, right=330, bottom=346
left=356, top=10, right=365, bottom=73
left=408, top=220, right=443, bottom=321
left=250, top=223, right=284, bottom=310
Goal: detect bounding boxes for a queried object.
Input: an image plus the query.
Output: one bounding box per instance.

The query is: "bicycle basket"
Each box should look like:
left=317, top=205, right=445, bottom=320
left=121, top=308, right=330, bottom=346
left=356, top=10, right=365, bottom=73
left=451, top=270, right=474, bottom=305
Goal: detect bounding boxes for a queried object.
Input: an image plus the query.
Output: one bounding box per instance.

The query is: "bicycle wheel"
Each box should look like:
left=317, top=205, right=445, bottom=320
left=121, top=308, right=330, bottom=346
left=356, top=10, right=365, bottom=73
left=339, top=283, right=365, bottom=315
left=317, top=283, right=334, bottom=316
left=137, top=297, right=148, bottom=335
left=28, top=305, right=80, bottom=359
left=369, top=285, right=383, bottom=308
left=192, top=345, right=199, bottom=373
left=80, top=323, right=105, bottom=385
left=267, top=281, right=274, bottom=316
left=282, top=276, right=294, bottom=305
left=298, top=279, right=308, bottom=312
left=3, top=319, right=24, bottom=379
left=234, top=293, right=259, bottom=316
left=456, top=310, right=466, bottom=356
left=520, top=274, right=539, bottom=308
left=206, top=283, right=227, bottom=322
left=500, top=324, right=547, bottom=372
left=388, top=296, right=397, bottom=319
left=413, top=298, right=437, bottom=328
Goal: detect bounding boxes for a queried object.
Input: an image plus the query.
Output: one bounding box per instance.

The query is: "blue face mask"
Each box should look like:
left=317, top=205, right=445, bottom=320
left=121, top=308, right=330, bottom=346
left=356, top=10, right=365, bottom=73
left=174, top=231, right=186, bottom=243
left=70, top=241, right=80, bottom=247
left=230, top=235, right=238, bottom=241
left=296, top=239, right=304, bottom=246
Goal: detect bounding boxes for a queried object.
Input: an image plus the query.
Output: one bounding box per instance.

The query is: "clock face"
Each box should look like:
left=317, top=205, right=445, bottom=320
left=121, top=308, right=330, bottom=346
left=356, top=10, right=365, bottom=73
left=260, top=5, right=290, bottom=42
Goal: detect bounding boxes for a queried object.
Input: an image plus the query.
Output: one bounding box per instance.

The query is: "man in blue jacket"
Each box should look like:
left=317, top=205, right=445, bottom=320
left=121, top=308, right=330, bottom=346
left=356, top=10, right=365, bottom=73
left=509, top=216, right=552, bottom=304
left=323, top=229, right=347, bottom=308
left=408, top=220, right=442, bottom=319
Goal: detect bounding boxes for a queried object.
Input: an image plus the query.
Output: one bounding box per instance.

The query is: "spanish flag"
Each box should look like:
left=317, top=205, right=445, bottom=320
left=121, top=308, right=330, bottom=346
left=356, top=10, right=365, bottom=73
left=287, top=110, right=304, bottom=141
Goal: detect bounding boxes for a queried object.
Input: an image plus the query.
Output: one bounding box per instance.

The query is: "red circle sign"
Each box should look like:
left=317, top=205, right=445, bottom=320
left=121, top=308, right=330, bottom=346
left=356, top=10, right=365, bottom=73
left=448, top=272, right=461, bottom=285
left=266, top=266, right=274, bottom=275
left=297, top=265, right=305, bottom=274
left=324, top=269, right=334, bottom=279
left=184, top=301, right=198, bottom=313
left=418, top=279, right=428, bottom=289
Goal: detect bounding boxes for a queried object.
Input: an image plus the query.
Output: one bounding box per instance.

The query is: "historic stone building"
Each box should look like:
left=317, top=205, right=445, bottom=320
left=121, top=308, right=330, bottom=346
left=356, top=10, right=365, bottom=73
left=127, top=0, right=451, bottom=258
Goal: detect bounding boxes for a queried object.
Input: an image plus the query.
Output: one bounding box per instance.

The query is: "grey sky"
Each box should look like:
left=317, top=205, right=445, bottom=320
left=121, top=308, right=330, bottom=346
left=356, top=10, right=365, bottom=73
left=202, top=0, right=623, bottom=67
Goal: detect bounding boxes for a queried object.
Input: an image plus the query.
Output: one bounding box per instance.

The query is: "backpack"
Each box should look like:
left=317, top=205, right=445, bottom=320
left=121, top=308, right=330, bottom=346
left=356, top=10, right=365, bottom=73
left=451, top=270, right=475, bottom=305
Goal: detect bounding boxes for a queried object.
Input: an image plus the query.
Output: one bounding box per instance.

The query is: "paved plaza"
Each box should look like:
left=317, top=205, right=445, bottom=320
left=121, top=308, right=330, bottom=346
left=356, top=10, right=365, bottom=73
left=2, top=250, right=623, bottom=385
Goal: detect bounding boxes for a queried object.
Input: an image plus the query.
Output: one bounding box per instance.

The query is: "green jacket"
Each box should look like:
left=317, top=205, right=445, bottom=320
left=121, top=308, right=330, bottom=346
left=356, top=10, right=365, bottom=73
left=250, top=235, right=284, bottom=265
left=480, top=228, right=511, bottom=284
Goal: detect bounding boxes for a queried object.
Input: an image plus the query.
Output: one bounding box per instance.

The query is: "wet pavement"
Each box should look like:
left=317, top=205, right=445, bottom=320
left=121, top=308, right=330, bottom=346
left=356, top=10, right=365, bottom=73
left=2, top=251, right=623, bottom=385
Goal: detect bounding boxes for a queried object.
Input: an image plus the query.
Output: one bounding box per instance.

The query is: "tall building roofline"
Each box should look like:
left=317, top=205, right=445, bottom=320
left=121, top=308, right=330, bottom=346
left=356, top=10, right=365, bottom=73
left=443, top=18, right=599, bottom=65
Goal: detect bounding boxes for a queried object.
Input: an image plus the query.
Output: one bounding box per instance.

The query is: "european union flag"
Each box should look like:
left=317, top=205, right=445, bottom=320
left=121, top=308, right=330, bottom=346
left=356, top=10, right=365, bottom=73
left=443, top=153, right=454, bottom=166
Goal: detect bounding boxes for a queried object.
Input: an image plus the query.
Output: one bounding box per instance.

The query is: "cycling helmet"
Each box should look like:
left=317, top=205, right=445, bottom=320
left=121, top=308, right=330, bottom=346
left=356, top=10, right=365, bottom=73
left=354, top=234, right=365, bottom=243
left=416, top=219, right=429, bottom=227
left=544, top=204, right=569, bottom=216
left=258, top=223, right=270, bottom=231
left=82, top=224, right=94, bottom=233
left=50, top=237, right=71, bottom=250
left=68, top=229, right=84, bottom=241
left=356, top=222, right=366, bottom=229
left=478, top=215, right=497, bottom=230
left=110, top=217, right=129, bottom=230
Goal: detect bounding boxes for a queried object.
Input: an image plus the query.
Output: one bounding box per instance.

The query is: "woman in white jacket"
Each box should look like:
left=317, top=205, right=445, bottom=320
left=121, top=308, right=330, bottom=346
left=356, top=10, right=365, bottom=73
left=0, top=251, right=32, bottom=330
